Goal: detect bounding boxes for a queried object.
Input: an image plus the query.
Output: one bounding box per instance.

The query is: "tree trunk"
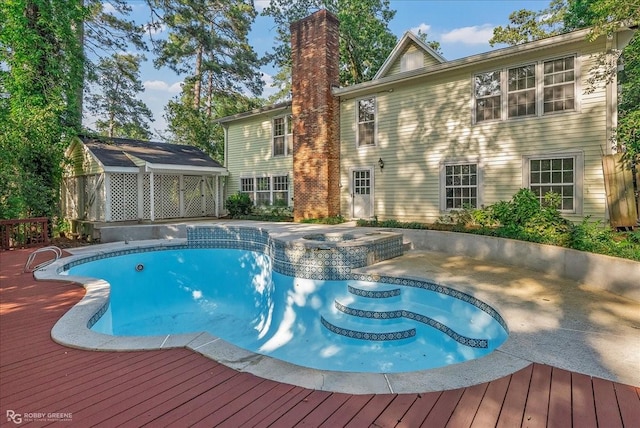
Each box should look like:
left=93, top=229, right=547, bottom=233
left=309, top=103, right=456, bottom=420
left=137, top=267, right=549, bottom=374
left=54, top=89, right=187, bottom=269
left=193, top=44, right=203, bottom=109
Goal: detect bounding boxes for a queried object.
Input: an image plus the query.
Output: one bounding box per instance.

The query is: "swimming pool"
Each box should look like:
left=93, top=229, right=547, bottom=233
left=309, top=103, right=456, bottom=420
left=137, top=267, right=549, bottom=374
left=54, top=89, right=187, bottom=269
left=63, top=232, right=508, bottom=373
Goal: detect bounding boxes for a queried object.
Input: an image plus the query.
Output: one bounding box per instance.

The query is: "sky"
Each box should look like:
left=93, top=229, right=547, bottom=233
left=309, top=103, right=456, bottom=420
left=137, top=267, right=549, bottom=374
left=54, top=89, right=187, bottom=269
left=94, top=0, right=551, bottom=139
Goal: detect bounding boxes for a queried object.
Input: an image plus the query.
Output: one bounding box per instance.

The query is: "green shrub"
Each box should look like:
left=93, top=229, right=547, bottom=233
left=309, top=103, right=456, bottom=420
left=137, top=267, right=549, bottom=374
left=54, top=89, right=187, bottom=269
left=301, top=215, right=345, bottom=225
left=225, top=192, right=253, bottom=217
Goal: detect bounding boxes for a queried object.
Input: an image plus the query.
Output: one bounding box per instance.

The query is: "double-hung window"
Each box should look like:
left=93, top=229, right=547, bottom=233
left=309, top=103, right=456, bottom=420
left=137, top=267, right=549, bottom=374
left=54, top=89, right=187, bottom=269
left=272, top=115, right=292, bottom=157
left=543, top=56, right=575, bottom=113
left=524, top=153, right=582, bottom=213
left=240, top=178, right=255, bottom=202
left=357, top=97, right=376, bottom=147
left=272, top=175, right=289, bottom=205
left=508, top=64, right=536, bottom=118
left=441, top=161, right=479, bottom=210
left=255, top=177, right=271, bottom=206
left=474, top=55, right=576, bottom=123
left=474, top=71, right=502, bottom=122
left=240, top=175, right=290, bottom=206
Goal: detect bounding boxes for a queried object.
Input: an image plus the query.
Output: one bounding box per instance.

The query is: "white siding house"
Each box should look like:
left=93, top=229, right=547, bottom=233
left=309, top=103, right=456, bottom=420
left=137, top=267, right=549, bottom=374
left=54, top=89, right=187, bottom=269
left=219, top=14, right=635, bottom=225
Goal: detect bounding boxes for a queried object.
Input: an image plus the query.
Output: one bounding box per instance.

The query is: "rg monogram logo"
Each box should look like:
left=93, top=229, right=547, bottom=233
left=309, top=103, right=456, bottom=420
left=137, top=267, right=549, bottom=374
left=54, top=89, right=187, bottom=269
left=6, top=410, right=22, bottom=424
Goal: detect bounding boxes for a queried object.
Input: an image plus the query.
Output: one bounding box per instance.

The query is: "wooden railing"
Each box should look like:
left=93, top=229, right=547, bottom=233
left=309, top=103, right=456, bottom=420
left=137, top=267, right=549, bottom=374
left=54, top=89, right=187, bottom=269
left=0, top=217, right=50, bottom=250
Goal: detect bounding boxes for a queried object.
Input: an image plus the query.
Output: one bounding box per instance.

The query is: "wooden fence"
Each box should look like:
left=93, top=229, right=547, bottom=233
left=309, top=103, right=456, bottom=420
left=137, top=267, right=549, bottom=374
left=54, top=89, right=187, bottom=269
left=0, top=217, right=50, bottom=250
left=602, top=154, right=638, bottom=229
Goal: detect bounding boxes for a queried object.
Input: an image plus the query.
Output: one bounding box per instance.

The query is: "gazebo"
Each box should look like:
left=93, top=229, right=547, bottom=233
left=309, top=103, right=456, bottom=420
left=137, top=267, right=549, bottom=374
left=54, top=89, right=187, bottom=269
left=62, top=136, right=228, bottom=229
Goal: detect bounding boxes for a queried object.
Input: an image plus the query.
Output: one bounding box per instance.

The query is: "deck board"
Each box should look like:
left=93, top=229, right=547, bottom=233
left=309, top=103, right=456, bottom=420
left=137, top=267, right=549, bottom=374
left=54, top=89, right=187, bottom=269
left=469, top=371, right=511, bottom=428
left=548, top=368, right=573, bottom=427
left=372, top=393, right=418, bottom=427
left=1, top=248, right=639, bottom=427
left=593, top=377, right=624, bottom=428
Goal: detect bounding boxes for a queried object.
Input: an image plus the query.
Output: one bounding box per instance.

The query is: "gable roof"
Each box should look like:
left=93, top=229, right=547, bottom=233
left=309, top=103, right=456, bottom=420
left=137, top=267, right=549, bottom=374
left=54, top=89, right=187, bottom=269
left=374, top=31, right=447, bottom=79
left=79, top=136, right=226, bottom=174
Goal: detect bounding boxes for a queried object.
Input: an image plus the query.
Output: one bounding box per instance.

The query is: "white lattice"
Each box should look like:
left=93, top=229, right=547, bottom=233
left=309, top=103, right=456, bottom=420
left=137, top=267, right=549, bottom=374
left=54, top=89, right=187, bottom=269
left=62, top=177, right=79, bottom=219
left=204, top=176, right=216, bottom=216
left=184, top=175, right=203, bottom=217
left=84, top=174, right=104, bottom=221
left=153, top=175, right=180, bottom=219
left=110, top=173, right=138, bottom=221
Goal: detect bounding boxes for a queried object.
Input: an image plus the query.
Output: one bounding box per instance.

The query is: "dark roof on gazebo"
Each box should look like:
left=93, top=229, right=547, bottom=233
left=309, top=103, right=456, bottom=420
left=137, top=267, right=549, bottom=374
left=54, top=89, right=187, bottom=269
left=81, top=136, right=223, bottom=169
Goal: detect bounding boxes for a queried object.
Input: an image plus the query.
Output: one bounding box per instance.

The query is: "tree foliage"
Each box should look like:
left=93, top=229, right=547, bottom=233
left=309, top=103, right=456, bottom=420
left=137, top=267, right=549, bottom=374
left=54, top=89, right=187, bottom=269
left=147, top=0, right=264, bottom=153
left=262, top=0, right=399, bottom=101
left=0, top=0, right=86, bottom=219
left=86, top=53, right=154, bottom=140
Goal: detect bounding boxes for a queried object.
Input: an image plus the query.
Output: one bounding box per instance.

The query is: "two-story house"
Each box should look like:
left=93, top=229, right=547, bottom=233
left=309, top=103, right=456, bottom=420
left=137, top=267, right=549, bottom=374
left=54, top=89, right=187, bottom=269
left=218, top=10, right=635, bottom=224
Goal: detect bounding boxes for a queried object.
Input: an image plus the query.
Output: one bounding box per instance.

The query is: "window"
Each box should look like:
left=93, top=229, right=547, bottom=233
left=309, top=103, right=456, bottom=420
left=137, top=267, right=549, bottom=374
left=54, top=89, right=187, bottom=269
left=273, top=175, right=288, bottom=205
left=239, top=175, right=289, bottom=206
left=272, top=115, right=292, bottom=157
left=529, top=157, right=575, bottom=211
left=508, top=64, right=536, bottom=118
left=357, top=97, right=376, bottom=147
left=442, top=162, right=479, bottom=210
left=256, top=177, right=270, bottom=206
left=474, top=71, right=501, bottom=122
left=401, top=50, right=424, bottom=72
left=473, top=55, right=577, bottom=123
left=543, top=56, right=575, bottom=113
left=240, top=178, right=254, bottom=202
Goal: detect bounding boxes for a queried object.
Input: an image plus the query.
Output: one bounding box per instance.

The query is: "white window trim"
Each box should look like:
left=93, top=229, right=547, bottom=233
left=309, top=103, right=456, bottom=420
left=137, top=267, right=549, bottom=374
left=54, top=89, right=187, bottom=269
left=239, top=174, right=291, bottom=206
left=272, top=115, right=292, bottom=157
left=472, top=54, right=579, bottom=125
left=473, top=69, right=503, bottom=124
left=439, top=158, right=482, bottom=211
left=356, top=96, right=377, bottom=148
left=507, top=63, right=537, bottom=119
left=401, top=49, right=424, bottom=72
left=540, top=54, right=581, bottom=116
left=522, top=151, right=584, bottom=214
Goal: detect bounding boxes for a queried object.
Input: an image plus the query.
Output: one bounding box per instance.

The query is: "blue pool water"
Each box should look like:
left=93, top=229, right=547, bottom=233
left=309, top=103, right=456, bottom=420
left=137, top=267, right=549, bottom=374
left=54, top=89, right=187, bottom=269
left=67, top=248, right=508, bottom=373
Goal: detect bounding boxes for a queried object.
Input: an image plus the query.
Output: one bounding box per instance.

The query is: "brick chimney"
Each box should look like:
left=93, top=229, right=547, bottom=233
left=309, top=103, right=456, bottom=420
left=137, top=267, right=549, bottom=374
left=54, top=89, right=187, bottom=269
left=290, top=9, right=340, bottom=221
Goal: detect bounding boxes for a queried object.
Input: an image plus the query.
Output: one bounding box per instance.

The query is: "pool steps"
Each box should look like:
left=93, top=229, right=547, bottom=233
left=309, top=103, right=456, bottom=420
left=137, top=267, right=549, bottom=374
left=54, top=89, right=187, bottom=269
left=322, top=282, right=490, bottom=348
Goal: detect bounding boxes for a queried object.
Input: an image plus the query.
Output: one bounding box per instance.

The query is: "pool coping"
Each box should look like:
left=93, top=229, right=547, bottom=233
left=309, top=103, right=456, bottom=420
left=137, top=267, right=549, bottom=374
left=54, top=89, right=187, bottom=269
left=34, top=223, right=640, bottom=393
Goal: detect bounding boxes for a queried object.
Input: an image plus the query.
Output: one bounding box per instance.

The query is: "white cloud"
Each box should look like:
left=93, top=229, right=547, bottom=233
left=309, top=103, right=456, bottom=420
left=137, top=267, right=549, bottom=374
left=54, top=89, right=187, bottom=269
left=260, top=72, right=280, bottom=99
left=145, top=23, right=166, bottom=36
left=144, top=80, right=182, bottom=93
left=410, top=23, right=432, bottom=36
left=101, top=2, right=117, bottom=14
left=254, top=0, right=271, bottom=13
left=441, top=24, right=495, bottom=45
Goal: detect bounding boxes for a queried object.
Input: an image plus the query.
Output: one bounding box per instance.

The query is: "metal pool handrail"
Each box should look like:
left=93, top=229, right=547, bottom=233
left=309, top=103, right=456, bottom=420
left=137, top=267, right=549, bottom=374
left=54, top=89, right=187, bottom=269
left=24, top=246, right=63, bottom=273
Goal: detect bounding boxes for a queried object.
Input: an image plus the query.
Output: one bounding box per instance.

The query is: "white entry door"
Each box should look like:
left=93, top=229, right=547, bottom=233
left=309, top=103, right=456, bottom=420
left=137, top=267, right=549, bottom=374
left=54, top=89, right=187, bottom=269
left=351, top=168, right=373, bottom=219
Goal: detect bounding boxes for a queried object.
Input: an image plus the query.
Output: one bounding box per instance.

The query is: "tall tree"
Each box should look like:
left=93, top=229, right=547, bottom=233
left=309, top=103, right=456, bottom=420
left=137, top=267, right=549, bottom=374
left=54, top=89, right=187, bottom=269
left=0, top=0, right=86, bottom=219
left=86, top=53, right=154, bottom=140
left=262, top=0, right=399, bottom=101
left=147, top=0, right=264, bottom=153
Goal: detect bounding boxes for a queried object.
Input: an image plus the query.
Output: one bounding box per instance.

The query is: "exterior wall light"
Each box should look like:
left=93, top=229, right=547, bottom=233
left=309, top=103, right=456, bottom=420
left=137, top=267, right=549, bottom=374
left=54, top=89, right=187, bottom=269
left=378, top=158, right=384, bottom=170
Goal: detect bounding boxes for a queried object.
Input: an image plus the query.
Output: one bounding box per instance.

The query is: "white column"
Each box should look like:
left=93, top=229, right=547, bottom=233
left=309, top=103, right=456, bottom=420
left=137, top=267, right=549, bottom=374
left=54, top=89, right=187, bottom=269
left=149, top=172, right=155, bottom=221
left=104, top=173, right=112, bottom=222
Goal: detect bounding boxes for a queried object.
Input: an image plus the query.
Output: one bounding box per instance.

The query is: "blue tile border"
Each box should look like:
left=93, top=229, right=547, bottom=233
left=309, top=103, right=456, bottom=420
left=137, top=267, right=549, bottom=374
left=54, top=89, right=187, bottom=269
left=320, top=316, right=416, bottom=341
left=334, top=301, right=489, bottom=348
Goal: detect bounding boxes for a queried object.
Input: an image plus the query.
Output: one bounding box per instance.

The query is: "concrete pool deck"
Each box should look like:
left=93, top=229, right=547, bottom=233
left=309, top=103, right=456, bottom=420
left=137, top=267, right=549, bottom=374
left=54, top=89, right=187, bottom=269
left=37, top=221, right=640, bottom=393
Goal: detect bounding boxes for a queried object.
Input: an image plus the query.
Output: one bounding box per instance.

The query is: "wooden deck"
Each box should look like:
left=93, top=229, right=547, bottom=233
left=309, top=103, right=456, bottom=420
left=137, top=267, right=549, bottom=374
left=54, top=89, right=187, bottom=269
left=1, top=248, right=639, bottom=427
